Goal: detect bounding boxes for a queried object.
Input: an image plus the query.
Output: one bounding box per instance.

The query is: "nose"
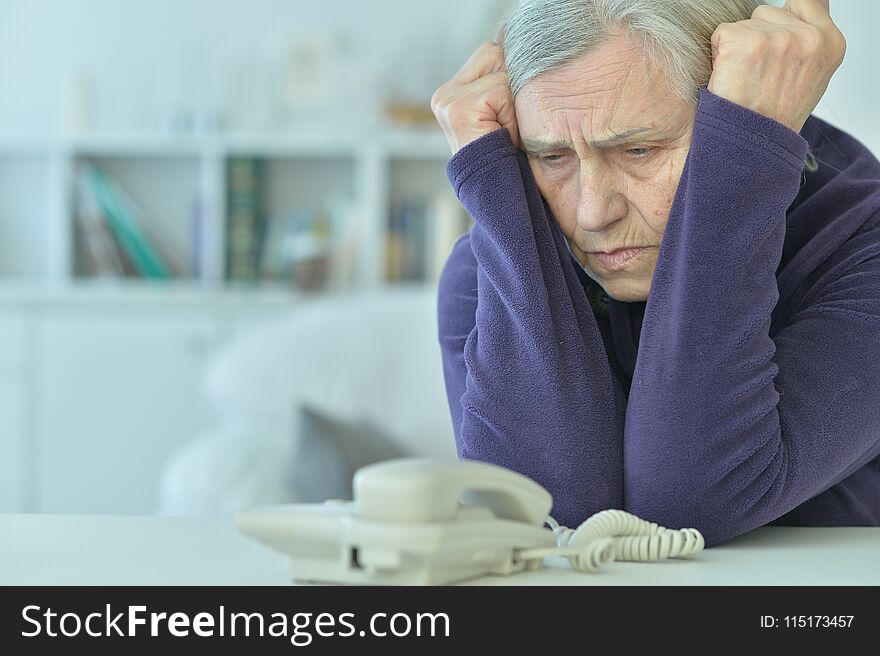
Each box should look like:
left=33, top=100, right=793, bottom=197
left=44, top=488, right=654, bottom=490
left=575, top=157, right=628, bottom=233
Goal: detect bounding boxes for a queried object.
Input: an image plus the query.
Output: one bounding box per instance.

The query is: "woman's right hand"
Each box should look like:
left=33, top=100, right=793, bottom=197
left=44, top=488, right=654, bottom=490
left=430, top=39, right=521, bottom=156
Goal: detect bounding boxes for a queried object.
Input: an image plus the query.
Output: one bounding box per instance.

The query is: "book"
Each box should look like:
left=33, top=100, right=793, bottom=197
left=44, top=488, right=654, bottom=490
left=385, top=193, right=471, bottom=286
left=190, top=196, right=204, bottom=279
left=425, top=191, right=469, bottom=285
left=385, top=208, right=405, bottom=282
left=401, top=198, right=427, bottom=281
left=101, top=169, right=190, bottom=277
left=386, top=198, right=429, bottom=282
left=74, top=169, right=126, bottom=278
left=81, top=165, right=175, bottom=279
left=226, top=158, right=265, bottom=282
left=324, top=194, right=360, bottom=291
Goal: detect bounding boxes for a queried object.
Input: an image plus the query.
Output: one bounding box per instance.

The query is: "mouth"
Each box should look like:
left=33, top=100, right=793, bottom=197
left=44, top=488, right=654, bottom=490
left=590, top=247, right=648, bottom=271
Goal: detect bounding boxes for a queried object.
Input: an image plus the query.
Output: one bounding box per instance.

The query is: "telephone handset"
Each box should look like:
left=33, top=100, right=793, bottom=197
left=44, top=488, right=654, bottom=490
left=237, top=458, right=705, bottom=585
left=355, top=458, right=552, bottom=525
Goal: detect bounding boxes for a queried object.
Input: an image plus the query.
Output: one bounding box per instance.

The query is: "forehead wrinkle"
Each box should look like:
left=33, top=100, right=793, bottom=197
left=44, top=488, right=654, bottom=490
left=528, top=85, right=634, bottom=154
left=532, top=65, right=626, bottom=101
left=520, top=131, right=656, bottom=156
left=530, top=68, right=629, bottom=114
left=517, top=35, right=678, bottom=156
left=523, top=110, right=657, bottom=153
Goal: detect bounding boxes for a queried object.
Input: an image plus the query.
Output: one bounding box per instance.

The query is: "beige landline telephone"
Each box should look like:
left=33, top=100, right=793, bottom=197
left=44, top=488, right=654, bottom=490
left=237, top=458, right=705, bottom=585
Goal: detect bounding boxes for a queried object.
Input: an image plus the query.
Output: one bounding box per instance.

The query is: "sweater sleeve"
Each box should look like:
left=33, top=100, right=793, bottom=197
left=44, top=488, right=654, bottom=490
left=624, top=87, right=880, bottom=547
left=436, top=128, right=627, bottom=526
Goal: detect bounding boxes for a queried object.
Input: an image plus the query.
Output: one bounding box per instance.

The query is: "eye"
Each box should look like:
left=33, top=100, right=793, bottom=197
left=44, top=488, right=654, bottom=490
left=625, top=147, right=654, bottom=158
left=538, top=153, right=568, bottom=165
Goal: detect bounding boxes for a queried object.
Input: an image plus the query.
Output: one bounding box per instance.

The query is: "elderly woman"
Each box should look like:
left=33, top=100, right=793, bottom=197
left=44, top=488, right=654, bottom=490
left=431, top=0, right=879, bottom=547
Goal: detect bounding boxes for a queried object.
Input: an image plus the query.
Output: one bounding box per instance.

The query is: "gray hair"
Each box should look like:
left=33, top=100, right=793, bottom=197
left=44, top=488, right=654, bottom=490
left=501, top=0, right=819, bottom=172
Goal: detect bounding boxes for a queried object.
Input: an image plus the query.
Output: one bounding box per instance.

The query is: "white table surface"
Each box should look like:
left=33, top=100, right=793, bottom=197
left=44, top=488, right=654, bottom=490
left=2, top=513, right=878, bottom=585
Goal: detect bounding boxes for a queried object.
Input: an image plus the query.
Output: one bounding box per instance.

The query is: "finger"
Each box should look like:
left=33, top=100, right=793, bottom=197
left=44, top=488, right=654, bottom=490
left=751, top=4, right=806, bottom=26
left=464, top=71, right=519, bottom=142
left=784, top=0, right=834, bottom=25
left=465, top=69, right=513, bottom=96
left=494, top=22, right=506, bottom=48
left=451, top=42, right=505, bottom=85
left=495, top=94, right=520, bottom=148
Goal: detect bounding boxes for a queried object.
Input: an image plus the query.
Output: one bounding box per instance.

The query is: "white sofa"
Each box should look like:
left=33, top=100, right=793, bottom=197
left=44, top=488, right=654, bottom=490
left=158, top=285, right=458, bottom=516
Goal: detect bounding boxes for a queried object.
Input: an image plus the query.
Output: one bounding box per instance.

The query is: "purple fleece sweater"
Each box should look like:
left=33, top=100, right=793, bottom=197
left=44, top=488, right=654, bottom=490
left=437, top=87, right=880, bottom=547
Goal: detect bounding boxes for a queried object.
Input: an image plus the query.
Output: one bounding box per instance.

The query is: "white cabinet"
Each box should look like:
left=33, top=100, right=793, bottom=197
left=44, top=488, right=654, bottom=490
left=37, top=305, right=219, bottom=514
left=0, top=288, right=312, bottom=515
left=0, top=381, right=24, bottom=512
left=0, top=311, right=26, bottom=512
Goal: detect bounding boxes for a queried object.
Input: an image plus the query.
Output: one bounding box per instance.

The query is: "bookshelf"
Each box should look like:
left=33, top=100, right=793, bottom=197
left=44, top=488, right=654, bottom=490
left=0, top=127, right=472, bottom=294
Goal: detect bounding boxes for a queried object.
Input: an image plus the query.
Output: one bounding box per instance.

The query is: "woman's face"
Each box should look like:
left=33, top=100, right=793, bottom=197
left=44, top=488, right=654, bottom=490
left=514, top=31, right=696, bottom=302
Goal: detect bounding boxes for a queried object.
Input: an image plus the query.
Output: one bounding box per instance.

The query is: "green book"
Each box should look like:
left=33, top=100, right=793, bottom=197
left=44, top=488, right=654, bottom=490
left=226, top=158, right=263, bottom=282
left=84, top=166, right=170, bottom=279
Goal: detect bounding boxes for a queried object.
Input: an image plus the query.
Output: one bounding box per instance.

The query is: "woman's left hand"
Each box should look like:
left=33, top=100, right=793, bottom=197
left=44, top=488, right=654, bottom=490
left=708, top=0, right=846, bottom=134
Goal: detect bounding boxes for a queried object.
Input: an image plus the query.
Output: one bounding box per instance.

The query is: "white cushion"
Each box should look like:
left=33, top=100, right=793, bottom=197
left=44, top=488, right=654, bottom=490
left=160, top=286, right=459, bottom=516
left=202, top=285, right=457, bottom=460
left=157, top=419, right=295, bottom=516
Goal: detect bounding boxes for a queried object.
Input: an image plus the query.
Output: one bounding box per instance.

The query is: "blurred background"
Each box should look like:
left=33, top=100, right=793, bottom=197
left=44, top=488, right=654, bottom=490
left=0, top=0, right=876, bottom=517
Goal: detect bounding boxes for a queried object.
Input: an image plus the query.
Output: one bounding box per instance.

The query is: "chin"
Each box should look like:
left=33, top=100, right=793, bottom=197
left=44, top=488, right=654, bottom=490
left=598, top=278, right=650, bottom=303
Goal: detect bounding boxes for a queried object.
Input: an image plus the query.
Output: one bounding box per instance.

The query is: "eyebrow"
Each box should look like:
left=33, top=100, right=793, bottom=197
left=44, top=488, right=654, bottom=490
left=521, top=127, right=658, bottom=153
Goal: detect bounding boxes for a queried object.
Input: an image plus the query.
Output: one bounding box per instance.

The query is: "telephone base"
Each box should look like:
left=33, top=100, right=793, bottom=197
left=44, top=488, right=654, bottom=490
left=237, top=501, right=555, bottom=586
left=284, top=554, right=532, bottom=586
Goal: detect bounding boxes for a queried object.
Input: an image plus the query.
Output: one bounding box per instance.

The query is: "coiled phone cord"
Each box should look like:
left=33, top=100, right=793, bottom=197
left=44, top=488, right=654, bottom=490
left=517, top=509, right=705, bottom=573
